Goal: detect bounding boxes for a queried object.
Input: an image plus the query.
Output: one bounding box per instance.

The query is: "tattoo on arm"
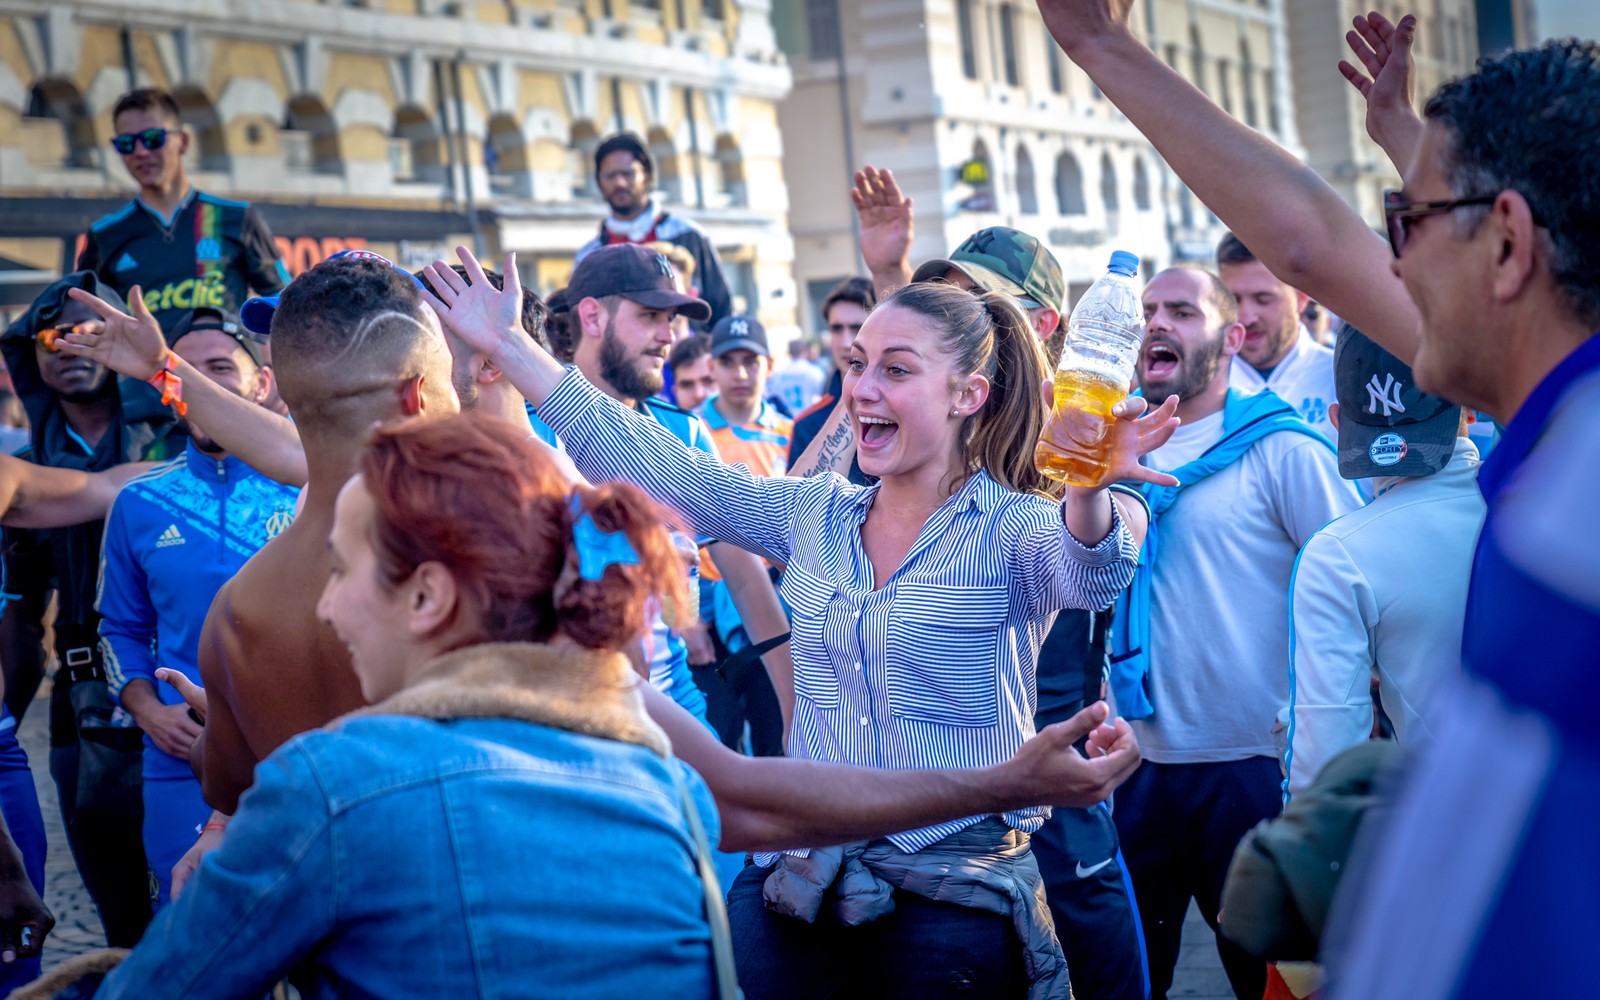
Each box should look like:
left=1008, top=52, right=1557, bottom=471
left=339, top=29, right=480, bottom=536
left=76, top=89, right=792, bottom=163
left=793, top=417, right=854, bottom=479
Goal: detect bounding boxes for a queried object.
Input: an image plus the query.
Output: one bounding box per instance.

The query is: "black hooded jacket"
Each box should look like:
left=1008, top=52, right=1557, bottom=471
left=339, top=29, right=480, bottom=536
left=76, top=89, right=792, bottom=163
left=1, top=271, right=185, bottom=636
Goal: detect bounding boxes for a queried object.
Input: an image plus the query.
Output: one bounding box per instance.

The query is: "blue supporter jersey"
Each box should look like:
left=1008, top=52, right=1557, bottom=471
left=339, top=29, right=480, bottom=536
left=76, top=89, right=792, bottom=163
left=96, top=442, right=299, bottom=779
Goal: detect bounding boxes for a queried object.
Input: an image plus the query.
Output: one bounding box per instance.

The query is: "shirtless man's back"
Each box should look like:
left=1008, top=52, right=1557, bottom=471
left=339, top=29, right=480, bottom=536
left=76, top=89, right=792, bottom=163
left=197, top=513, right=361, bottom=812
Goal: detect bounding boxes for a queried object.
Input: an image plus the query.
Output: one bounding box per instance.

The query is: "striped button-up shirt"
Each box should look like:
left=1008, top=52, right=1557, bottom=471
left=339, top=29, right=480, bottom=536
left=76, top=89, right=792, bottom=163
left=540, top=370, right=1139, bottom=852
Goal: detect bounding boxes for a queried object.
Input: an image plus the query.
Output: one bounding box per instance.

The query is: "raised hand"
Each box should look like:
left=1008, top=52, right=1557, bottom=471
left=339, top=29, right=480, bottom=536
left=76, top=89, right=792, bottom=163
left=60, top=285, right=169, bottom=380
left=851, top=166, right=914, bottom=287
left=1338, top=11, right=1424, bottom=167
left=420, top=247, right=528, bottom=360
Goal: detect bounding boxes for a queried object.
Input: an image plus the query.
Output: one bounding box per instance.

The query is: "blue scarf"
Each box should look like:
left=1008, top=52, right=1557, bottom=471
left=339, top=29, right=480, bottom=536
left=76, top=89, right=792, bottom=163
left=1109, top=390, right=1331, bottom=719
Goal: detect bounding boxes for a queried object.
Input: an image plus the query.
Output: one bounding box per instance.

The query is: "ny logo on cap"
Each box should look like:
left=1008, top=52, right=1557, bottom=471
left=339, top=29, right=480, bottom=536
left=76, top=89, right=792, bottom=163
left=728, top=319, right=750, bottom=337
left=1366, top=373, right=1406, bottom=418
left=653, top=253, right=674, bottom=277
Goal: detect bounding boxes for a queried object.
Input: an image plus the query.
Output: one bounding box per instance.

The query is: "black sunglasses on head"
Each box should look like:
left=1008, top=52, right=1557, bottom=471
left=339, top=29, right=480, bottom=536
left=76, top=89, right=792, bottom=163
left=110, top=128, right=170, bottom=155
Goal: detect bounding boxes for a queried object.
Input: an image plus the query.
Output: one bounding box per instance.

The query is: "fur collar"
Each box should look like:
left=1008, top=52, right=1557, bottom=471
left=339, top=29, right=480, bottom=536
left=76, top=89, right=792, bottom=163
left=337, top=642, right=669, bottom=756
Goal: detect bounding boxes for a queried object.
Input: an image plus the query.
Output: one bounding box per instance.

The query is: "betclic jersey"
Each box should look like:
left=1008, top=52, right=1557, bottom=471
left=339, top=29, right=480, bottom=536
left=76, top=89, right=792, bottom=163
left=77, top=189, right=289, bottom=331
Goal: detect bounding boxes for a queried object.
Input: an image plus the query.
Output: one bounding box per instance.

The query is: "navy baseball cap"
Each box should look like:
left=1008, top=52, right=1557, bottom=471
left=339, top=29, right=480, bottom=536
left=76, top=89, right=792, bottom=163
left=240, top=249, right=427, bottom=335
left=1334, top=322, right=1461, bottom=479
left=566, top=244, right=711, bottom=322
left=710, top=315, right=769, bottom=358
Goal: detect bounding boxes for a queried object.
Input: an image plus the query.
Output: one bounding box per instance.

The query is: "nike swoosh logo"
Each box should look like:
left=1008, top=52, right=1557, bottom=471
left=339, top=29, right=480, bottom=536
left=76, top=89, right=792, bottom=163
left=1075, top=859, right=1114, bottom=879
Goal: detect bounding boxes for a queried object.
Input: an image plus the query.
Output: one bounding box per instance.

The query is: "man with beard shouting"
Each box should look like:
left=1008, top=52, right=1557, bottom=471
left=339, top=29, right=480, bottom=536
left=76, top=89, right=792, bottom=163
left=1109, top=265, right=1359, bottom=1000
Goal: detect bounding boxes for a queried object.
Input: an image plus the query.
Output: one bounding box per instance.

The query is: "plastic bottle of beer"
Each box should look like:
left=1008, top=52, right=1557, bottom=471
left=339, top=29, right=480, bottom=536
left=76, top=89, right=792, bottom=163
left=1035, top=250, right=1143, bottom=486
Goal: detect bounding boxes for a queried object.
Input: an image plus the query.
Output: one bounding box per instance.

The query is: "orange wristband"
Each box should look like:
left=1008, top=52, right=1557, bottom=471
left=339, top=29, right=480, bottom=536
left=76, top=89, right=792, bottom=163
left=147, top=351, right=188, bottom=416
left=202, top=821, right=228, bottom=835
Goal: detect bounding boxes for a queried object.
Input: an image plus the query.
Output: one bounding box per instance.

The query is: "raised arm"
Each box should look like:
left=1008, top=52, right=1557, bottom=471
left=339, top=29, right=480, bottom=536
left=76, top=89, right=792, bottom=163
left=421, top=250, right=819, bottom=565
left=1036, top=0, right=1422, bottom=363
left=59, top=287, right=308, bottom=487
left=0, top=457, right=147, bottom=530
left=641, top=683, right=1140, bottom=852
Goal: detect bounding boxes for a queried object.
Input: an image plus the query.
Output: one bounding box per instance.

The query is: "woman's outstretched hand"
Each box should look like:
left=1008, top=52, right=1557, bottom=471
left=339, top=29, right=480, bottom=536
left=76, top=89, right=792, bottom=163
left=1040, top=380, right=1181, bottom=490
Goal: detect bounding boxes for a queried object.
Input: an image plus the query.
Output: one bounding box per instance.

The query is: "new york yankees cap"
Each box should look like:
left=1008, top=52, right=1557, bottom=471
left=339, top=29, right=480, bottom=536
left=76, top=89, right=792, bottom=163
left=709, top=314, right=769, bottom=358
left=1334, top=322, right=1461, bottom=480
left=566, top=243, right=712, bottom=322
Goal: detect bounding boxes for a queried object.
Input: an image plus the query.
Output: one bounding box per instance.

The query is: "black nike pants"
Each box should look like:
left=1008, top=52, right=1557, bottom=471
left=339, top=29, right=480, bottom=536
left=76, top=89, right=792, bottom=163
left=1113, top=756, right=1282, bottom=1000
left=1032, top=800, right=1150, bottom=1000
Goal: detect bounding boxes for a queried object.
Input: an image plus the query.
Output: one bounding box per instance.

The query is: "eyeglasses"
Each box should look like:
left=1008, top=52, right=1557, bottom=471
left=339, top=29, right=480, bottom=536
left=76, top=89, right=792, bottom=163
left=1383, top=189, right=1504, bottom=258
left=110, top=128, right=170, bottom=155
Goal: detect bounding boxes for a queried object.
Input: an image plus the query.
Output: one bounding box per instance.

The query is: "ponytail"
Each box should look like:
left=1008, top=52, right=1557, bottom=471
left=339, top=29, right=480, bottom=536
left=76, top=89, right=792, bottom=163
left=359, top=413, right=688, bottom=656
left=968, top=291, right=1049, bottom=494
left=554, top=482, right=689, bottom=652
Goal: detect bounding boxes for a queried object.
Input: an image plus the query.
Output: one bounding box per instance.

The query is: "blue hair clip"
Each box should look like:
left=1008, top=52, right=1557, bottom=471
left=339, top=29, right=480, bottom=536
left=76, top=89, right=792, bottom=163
left=569, top=493, right=641, bottom=582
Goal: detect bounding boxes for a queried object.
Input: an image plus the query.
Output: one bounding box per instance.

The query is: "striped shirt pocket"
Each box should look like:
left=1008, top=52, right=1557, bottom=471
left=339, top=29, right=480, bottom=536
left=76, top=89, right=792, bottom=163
left=886, top=583, right=1009, bottom=728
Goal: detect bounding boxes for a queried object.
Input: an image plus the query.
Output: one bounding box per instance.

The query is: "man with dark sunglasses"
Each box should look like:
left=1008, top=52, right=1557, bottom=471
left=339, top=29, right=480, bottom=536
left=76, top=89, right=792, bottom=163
left=1038, top=1, right=1600, bottom=995
left=76, top=88, right=289, bottom=332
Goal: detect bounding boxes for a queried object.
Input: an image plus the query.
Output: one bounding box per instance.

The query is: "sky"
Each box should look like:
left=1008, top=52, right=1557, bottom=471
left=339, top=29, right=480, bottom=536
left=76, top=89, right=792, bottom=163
left=1537, top=0, right=1600, bottom=41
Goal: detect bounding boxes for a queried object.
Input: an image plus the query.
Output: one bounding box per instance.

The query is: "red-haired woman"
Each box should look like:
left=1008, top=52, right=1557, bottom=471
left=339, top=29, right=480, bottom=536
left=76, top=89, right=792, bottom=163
left=40, top=413, right=731, bottom=1000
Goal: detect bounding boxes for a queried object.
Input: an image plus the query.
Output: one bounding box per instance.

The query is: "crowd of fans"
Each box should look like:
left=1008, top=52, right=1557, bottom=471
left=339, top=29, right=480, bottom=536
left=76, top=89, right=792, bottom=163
left=0, top=4, right=1591, bottom=998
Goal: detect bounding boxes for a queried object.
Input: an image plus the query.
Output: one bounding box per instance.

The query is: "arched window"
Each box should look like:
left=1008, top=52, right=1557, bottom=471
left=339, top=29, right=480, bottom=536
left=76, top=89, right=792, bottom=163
left=392, top=106, right=445, bottom=185
left=284, top=96, right=342, bottom=175
left=1055, top=152, right=1086, bottom=216
left=1100, top=152, right=1119, bottom=213
left=24, top=81, right=96, bottom=169
left=1015, top=145, right=1038, bottom=215
left=1132, top=157, right=1151, bottom=212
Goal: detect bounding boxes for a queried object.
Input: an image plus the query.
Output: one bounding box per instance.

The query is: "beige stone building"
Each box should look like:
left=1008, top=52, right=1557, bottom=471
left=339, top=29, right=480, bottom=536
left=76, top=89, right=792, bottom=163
left=1144, top=0, right=1303, bottom=261
left=774, top=0, right=1303, bottom=329
left=775, top=0, right=1167, bottom=325
left=0, top=0, right=799, bottom=328
left=1286, top=0, right=1480, bottom=228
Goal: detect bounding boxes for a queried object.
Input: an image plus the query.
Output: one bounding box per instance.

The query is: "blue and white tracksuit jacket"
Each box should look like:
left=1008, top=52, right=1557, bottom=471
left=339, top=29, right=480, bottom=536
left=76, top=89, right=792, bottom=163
left=96, top=442, right=298, bottom=903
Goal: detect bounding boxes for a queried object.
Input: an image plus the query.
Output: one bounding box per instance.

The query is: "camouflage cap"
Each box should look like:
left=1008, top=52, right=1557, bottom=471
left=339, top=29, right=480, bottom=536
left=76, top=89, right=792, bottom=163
left=911, top=226, right=1065, bottom=312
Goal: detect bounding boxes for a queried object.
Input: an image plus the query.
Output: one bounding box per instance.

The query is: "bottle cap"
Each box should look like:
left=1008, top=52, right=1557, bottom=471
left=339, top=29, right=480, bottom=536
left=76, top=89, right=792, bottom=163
left=1107, top=251, right=1140, bottom=277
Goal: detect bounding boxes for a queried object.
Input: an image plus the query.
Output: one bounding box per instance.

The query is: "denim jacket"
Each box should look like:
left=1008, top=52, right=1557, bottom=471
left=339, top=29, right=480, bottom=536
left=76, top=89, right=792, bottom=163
left=92, top=642, right=719, bottom=999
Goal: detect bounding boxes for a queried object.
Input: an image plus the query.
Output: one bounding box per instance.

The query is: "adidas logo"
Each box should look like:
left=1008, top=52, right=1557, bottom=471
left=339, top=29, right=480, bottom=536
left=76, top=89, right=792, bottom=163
left=114, top=252, right=138, bottom=272
left=156, top=524, right=185, bottom=548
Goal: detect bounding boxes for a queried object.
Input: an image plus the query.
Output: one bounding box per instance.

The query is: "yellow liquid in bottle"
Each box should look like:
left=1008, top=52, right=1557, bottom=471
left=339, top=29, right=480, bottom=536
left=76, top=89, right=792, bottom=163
left=1035, top=368, right=1127, bottom=487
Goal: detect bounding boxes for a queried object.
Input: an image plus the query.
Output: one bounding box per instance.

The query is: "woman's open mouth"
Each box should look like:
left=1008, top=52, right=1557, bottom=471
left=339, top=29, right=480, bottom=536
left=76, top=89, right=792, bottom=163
left=857, top=415, right=899, bottom=450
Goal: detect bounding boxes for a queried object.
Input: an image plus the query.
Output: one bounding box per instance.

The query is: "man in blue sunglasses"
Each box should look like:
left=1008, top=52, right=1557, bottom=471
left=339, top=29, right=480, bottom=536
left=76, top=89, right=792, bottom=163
left=76, top=88, right=289, bottom=333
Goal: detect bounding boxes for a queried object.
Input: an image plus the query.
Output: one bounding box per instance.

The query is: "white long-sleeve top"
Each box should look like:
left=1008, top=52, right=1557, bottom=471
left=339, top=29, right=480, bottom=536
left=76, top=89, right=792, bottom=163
left=1285, top=438, right=1484, bottom=797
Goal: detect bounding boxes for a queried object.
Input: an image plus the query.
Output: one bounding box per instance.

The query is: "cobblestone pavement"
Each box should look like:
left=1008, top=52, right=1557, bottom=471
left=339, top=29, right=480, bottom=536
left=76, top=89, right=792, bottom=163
left=14, top=679, right=1236, bottom=995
